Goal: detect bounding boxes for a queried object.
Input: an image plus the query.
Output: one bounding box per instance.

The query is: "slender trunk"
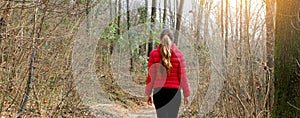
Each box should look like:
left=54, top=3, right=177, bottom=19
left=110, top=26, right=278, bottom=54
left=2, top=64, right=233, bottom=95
left=127, top=0, right=133, bottom=72
left=239, top=0, right=243, bottom=82
left=86, top=0, right=90, bottom=38
left=150, top=0, right=156, bottom=52
left=265, top=0, right=275, bottom=116
left=175, top=0, right=184, bottom=45
left=109, top=0, right=113, bottom=20
left=17, top=0, right=39, bottom=117
left=127, top=0, right=130, bottom=30
left=235, top=0, right=238, bottom=43
left=163, top=0, right=167, bottom=24
left=117, top=0, right=121, bottom=35
left=144, top=0, right=149, bottom=56
left=266, top=1, right=275, bottom=69
left=221, top=0, right=224, bottom=40
left=225, top=0, right=229, bottom=57
left=151, top=0, right=157, bottom=26
left=158, top=1, right=162, bottom=23
left=169, top=0, right=175, bottom=27
left=245, top=0, right=256, bottom=116
left=115, top=0, right=118, bottom=19
left=197, top=0, right=203, bottom=42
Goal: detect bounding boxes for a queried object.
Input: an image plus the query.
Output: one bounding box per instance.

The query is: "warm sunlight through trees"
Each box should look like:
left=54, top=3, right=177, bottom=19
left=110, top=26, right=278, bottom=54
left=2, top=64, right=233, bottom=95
left=0, top=0, right=299, bottom=117
left=273, top=0, right=300, bottom=117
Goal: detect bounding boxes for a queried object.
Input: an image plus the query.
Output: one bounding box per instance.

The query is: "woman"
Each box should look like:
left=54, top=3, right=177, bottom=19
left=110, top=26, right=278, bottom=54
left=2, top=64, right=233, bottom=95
left=145, top=29, right=190, bottom=118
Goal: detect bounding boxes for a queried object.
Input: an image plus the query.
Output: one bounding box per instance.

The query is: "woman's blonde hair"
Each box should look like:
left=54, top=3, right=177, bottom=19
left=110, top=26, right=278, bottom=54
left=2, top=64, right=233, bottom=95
left=159, top=29, right=174, bottom=73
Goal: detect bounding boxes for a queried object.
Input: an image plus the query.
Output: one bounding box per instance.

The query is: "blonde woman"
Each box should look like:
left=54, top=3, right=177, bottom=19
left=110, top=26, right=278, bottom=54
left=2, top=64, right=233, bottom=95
left=145, top=29, right=190, bottom=118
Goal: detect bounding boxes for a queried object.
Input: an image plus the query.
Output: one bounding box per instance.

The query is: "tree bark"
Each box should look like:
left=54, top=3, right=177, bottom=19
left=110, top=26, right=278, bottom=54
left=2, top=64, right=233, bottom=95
left=174, top=0, right=184, bottom=45
left=244, top=0, right=256, bottom=116
left=265, top=0, right=275, bottom=116
left=265, top=0, right=275, bottom=70
left=220, top=0, right=224, bottom=40
left=169, top=0, right=175, bottom=27
left=238, top=0, right=243, bottom=84
left=126, top=0, right=130, bottom=30
left=273, top=0, right=300, bottom=117
left=117, top=0, right=121, bottom=35
left=150, top=0, right=156, bottom=52
left=163, top=0, right=167, bottom=24
left=225, top=0, right=229, bottom=57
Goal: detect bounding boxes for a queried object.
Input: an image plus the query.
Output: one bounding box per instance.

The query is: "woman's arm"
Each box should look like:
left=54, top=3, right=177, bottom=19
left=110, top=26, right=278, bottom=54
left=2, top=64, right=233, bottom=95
left=145, top=51, right=155, bottom=96
left=178, top=53, right=190, bottom=97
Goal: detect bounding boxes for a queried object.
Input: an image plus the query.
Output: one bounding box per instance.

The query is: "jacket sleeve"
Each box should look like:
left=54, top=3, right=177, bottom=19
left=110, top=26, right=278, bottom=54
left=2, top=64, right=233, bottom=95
left=178, top=53, right=190, bottom=97
left=145, top=51, right=155, bottom=96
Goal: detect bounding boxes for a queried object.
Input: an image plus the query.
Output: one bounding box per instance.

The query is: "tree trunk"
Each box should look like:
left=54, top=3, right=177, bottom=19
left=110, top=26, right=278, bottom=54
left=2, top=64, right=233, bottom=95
left=117, top=0, right=121, bottom=35
left=126, top=0, right=130, bottom=30
left=220, top=0, right=224, bottom=40
left=238, top=0, right=243, bottom=84
left=163, top=0, right=167, bottom=24
left=266, top=0, right=275, bottom=69
left=150, top=0, right=156, bottom=26
left=225, top=0, right=229, bottom=57
left=273, top=0, right=300, bottom=117
left=174, top=0, right=184, bottom=45
left=150, top=0, right=156, bottom=52
left=169, top=0, right=175, bottom=27
left=235, top=0, right=238, bottom=45
left=265, top=0, right=275, bottom=116
left=244, top=0, right=256, bottom=116
left=126, top=0, right=133, bottom=72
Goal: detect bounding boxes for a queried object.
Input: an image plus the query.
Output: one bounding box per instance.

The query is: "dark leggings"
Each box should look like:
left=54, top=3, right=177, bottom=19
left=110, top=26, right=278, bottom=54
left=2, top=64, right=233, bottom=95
left=153, top=88, right=181, bottom=118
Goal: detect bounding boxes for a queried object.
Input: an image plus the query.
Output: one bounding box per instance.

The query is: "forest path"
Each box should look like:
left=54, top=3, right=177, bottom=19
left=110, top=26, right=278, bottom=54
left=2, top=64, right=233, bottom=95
left=90, top=103, right=157, bottom=118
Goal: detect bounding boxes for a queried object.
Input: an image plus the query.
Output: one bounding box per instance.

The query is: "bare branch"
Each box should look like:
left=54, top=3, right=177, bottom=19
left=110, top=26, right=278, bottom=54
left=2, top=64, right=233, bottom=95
left=16, top=46, right=37, bottom=118
left=287, top=101, right=300, bottom=111
left=291, top=20, right=300, bottom=31
left=296, top=59, right=300, bottom=68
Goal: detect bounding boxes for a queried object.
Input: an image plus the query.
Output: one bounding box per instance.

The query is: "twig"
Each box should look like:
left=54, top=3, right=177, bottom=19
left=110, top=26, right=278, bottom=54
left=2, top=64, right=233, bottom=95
left=262, top=69, right=271, bottom=110
left=257, top=110, right=270, bottom=118
left=291, top=20, right=300, bottom=31
left=16, top=46, right=37, bottom=118
left=236, top=93, right=250, bottom=115
left=296, top=59, right=300, bottom=68
left=287, top=101, right=300, bottom=111
left=224, top=87, right=250, bottom=116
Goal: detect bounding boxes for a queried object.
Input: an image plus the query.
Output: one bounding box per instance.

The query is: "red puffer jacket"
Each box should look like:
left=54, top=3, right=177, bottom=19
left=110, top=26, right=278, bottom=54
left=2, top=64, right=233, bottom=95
left=145, top=43, right=190, bottom=97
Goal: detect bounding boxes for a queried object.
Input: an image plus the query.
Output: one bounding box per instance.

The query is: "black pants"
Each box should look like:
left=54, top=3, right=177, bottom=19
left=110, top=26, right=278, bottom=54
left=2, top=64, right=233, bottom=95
left=153, top=88, right=181, bottom=118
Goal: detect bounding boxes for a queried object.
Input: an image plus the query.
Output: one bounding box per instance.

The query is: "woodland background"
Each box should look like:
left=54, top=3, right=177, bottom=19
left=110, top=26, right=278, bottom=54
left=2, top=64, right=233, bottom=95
left=0, top=0, right=299, bottom=117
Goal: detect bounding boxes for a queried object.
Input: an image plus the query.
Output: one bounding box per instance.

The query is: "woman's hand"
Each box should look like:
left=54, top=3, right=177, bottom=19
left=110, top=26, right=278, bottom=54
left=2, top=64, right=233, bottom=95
left=184, top=96, right=189, bottom=107
left=147, top=96, right=152, bottom=106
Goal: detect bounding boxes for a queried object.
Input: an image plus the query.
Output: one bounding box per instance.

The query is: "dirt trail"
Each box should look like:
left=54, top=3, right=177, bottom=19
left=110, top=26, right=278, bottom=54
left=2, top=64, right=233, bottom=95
left=90, top=103, right=157, bottom=118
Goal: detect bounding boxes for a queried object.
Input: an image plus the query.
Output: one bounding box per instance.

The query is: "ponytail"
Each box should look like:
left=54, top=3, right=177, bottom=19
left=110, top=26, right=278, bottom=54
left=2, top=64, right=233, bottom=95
left=160, top=34, right=172, bottom=73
